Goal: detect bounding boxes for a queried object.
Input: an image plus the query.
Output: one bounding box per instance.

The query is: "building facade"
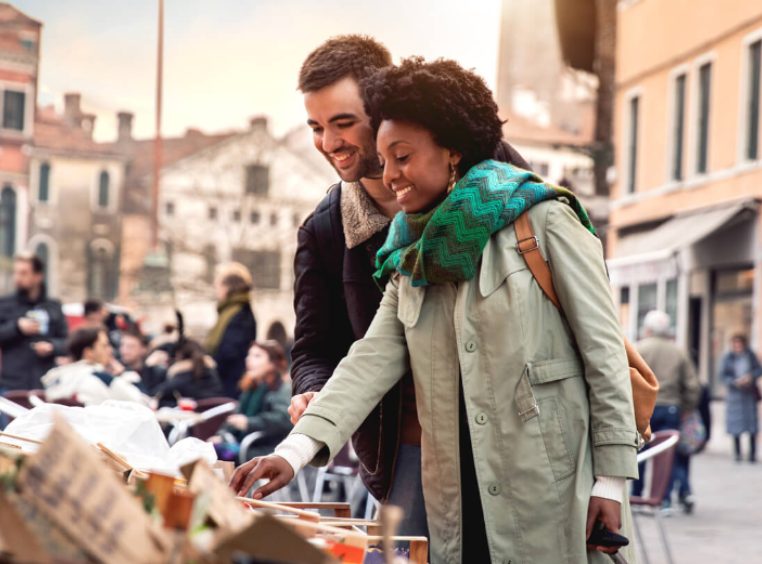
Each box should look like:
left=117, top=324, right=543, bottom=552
left=150, top=119, right=335, bottom=337
left=0, top=3, right=40, bottom=287
left=29, top=97, right=126, bottom=303
left=609, top=0, right=762, bottom=390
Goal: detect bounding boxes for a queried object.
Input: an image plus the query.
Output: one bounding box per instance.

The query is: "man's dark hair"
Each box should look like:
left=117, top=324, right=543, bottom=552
left=14, top=252, right=45, bottom=274
left=68, top=327, right=104, bottom=361
left=84, top=299, right=104, bottom=317
left=298, top=34, right=392, bottom=93
left=361, top=57, right=504, bottom=177
left=121, top=328, right=149, bottom=348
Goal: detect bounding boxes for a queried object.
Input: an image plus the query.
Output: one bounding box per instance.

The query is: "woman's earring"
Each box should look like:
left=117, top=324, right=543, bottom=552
left=447, top=164, right=457, bottom=194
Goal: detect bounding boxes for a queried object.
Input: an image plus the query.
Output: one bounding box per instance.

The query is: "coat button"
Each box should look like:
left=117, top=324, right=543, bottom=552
left=465, top=341, right=477, bottom=352
left=488, top=483, right=501, bottom=496
left=475, top=413, right=488, bottom=425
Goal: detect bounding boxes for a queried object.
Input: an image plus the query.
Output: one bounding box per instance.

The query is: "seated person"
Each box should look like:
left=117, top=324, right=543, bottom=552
left=154, top=339, right=223, bottom=407
left=42, top=327, right=149, bottom=406
left=211, top=340, right=292, bottom=461
left=115, top=329, right=168, bottom=395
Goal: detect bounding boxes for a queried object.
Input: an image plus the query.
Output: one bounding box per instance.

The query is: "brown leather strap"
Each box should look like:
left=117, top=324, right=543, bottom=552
left=514, top=213, right=561, bottom=309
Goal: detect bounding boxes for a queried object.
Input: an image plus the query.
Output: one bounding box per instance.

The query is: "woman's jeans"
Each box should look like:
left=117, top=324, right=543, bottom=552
left=631, top=404, right=690, bottom=502
left=387, top=444, right=429, bottom=537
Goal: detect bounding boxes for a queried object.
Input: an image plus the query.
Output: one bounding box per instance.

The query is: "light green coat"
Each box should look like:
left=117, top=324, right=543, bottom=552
left=293, top=200, right=639, bottom=564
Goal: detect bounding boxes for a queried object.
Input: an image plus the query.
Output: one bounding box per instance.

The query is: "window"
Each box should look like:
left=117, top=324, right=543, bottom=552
left=671, top=74, right=687, bottom=180
left=2, top=90, right=25, bottom=131
left=0, top=186, right=16, bottom=258
left=637, top=282, right=658, bottom=337
left=208, top=206, right=218, bottom=220
left=165, top=201, right=175, bottom=216
left=245, top=164, right=269, bottom=195
left=202, top=244, right=216, bottom=284
left=35, top=242, right=49, bottom=278
left=627, top=96, right=640, bottom=194
left=696, top=62, right=712, bottom=174
left=250, top=211, right=260, bottom=224
left=38, top=162, right=50, bottom=203
left=97, top=170, right=110, bottom=208
left=87, top=241, right=116, bottom=300
left=665, top=278, right=678, bottom=333
left=270, top=212, right=278, bottom=226
left=293, top=213, right=301, bottom=227
left=232, top=248, right=281, bottom=289
left=20, top=38, right=35, bottom=52
left=232, top=210, right=242, bottom=222
left=746, top=40, right=761, bottom=161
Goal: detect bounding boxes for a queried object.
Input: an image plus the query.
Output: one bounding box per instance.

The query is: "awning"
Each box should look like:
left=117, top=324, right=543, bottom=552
left=608, top=200, right=758, bottom=285
left=554, top=0, right=596, bottom=73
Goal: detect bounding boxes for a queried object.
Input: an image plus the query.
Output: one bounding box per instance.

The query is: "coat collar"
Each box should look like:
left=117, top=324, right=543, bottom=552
left=340, top=181, right=390, bottom=249
left=478, top=232, right=513, bottom=297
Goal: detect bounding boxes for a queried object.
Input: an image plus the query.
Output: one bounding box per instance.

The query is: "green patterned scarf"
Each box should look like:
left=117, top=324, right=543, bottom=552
left=374, top=160, right=594, bottom=286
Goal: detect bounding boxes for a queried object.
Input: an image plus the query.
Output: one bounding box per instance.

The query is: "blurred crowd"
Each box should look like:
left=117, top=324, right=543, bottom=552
left=0, top=253, right=293, bottom=462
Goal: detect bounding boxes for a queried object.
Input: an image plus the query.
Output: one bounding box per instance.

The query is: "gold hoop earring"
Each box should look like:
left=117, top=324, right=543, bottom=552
left=447, top=164, right=457, bottom=194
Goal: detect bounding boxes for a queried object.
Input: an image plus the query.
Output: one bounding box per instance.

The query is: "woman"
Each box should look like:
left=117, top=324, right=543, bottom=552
left=206, top=262, right=257, bottom=398
left=154, top=339, right=223, bottom=407
left=211, top=340, right=292, bottom=461
left=232, top=58, right=637, bottom=563
left=720, top=334, right=761, bottom=462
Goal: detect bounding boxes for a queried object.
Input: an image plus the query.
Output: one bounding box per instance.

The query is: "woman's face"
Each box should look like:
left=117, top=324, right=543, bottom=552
left=246, top=345, right=274, bottom=378
left=376, top=120, right=460, bottom=213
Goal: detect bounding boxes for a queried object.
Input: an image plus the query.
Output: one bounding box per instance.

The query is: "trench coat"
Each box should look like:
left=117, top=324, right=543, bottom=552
left=292, top=200, right=639, bottom=563
left=720, top=350, right=761, bottom=435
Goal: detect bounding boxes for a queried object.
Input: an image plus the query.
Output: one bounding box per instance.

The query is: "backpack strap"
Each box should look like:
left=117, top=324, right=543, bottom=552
left=514, top=212, right=560, bottom=309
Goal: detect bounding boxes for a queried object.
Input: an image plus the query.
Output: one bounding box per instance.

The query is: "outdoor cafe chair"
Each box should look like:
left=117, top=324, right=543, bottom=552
left=630, top=429, right=680, bottom=564
left=167, top=400, right=236, bottom=444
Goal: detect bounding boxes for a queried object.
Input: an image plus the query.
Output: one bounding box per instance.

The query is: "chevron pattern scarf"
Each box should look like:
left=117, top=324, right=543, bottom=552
left=374, top=160, right=594, bottom=286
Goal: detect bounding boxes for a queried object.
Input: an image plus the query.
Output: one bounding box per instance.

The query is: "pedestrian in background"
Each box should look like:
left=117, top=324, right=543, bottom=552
left=205, top=262, right=257, bottom=399
left=720, top=334, right=760, bottom=463
left=634, top=310, right=701, bottom=513
left=210, top=340, right=292, bottom=461
left=0, top=253, right=68, bottom=391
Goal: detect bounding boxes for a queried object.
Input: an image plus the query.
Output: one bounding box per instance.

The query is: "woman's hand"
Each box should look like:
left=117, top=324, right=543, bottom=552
left=229, top=455, right=294, bottom=499
left=226, top=414, right=248, bottom=431
left=586, top=497, right=622, bottom=554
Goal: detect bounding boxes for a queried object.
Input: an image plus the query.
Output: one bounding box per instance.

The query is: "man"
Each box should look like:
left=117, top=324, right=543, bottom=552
left=0, top=253, right=68, bottom=391
left=634, top=310, right=701, bottom=513
left=83, top=298, right=108, bottom=327
left=117, top=329, right=167, bottom=396
left=42, top=326, right=147, bottom=406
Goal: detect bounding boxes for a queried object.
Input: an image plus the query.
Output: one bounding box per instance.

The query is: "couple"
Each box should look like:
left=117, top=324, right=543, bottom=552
left=231, top=36, right=638, bottom=563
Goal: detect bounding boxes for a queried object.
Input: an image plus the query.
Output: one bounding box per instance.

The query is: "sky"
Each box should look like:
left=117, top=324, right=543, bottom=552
left=14, top=0, right=504, bottom=141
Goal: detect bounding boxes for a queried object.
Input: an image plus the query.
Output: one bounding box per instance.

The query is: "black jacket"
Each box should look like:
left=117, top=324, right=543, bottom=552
left=290, top=141, right=530, bottom=500
left=155, top=358, right=224, bottom=407
left=213, top=305, right=257, bottom=398
left=0, top=289, right=68, bottom=390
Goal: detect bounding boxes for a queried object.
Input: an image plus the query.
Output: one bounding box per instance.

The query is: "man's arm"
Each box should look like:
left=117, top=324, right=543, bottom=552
left=47, top=302, right=69, bottom=356
left=290, top=222, right=351, bottom=395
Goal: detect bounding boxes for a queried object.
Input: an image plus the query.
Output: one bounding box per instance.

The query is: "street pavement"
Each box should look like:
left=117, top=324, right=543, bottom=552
left=629, top=401, right=761, bottom=564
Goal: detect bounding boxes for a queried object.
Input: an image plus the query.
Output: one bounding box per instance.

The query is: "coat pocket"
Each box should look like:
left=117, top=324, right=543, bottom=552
left=524, top=358, right=583, bottom=482
left=396, top=279, right=425, bottom=328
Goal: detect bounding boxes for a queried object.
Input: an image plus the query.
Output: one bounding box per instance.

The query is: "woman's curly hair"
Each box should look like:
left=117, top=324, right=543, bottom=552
left=361, top=57, right=504, bottom=176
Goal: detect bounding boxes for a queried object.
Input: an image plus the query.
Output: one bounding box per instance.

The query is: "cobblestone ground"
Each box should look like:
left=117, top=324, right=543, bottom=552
left=630, top=401, right=761, bottom=564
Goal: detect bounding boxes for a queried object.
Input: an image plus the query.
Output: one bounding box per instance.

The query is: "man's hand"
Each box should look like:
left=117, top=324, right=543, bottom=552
left=146, top=350, right=170, bottom=368
left=288, top=391, right=317, bottom=424
left=31, top=341, right=54, bottom=357
left=586, top=496, right=622, bottom=554
left=226, top=414, right=248, bottom=432
left=18, top=317, right=40, bottom=336
left=229, top=455, right=294, bottom=499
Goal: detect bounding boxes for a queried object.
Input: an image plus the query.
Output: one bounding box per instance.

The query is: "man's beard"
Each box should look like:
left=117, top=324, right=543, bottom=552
left=326, top=143, right=383, bottom=182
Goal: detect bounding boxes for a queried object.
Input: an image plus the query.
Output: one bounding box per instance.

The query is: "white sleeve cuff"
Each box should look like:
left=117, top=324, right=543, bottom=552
left=274, top=433, right=323, bottom=476
left=591, top=475, right=626, bottom=503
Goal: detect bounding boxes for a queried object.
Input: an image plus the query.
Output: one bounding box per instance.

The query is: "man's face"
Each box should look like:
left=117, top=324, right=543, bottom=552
left=120, top=335, right=146, bottom=367
left=13, top=260, right=42, bottom=294
left=304, top=76, right=382, bottom=182
left=87, top=331, right=113, bottom=366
